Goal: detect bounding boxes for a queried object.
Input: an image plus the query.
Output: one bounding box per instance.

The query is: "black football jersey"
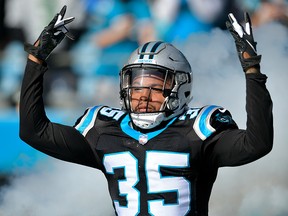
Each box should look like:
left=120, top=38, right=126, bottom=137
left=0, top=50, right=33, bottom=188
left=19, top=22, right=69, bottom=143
left=19, top=60, right=273, bottom=216
left=74, top=105, right=237, bottom=215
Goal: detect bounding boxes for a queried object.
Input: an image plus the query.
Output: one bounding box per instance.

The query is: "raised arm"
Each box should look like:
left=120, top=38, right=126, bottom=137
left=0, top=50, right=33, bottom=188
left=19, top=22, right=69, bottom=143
left=208, top=13, right=273, bottom=166
left=19, top=6, right=99, bottom=168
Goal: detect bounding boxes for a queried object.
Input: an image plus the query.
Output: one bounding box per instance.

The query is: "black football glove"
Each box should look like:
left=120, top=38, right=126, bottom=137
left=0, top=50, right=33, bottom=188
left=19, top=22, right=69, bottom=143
left=24, top=5, right=75, bottom=61
left=226, top=12, right=261, bottom=72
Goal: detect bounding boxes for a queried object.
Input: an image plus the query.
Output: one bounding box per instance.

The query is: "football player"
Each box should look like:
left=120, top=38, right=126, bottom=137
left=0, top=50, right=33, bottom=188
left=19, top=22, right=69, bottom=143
left=20, top=6, right=273, bottom=216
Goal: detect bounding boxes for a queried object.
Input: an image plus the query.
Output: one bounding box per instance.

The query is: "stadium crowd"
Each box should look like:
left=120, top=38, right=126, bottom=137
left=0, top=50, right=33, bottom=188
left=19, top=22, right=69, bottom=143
left=0, top=0, right=287, bottom=109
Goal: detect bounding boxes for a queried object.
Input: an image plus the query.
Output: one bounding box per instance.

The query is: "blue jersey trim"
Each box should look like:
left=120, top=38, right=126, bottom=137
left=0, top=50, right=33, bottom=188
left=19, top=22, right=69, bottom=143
left=76, top=106, right=100, bottom=134
left=193, top=105, right=220, bottom=140
left=120, top=115, right=177, bottom=143
left=199, top=105, right=217, bottom=137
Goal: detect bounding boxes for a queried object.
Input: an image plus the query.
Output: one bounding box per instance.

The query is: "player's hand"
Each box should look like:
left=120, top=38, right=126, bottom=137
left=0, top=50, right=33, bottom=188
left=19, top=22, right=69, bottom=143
left=226, top=12, right=261, bottom=72
left=24, top=5, right=75, bottom=61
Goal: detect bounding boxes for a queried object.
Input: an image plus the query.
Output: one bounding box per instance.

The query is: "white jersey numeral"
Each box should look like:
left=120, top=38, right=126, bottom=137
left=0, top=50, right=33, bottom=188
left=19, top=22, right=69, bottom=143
left=103, top=151, right=190, bottom=216
left=103, top=152, right=140, bottom=215
left=146, top=151, right=190, bottom=215
left=100, top=107, right=125, bottom=120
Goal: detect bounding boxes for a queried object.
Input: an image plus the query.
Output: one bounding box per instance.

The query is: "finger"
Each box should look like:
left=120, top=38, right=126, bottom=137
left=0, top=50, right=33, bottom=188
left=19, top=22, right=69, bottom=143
left=244, top=12, right=252, bottom=35
left=225, top=20, right=233, bottom=31
left=226, top=20, right=237, bottom=36
left=54, top=15, right=63, bottom=29
left=59, top=5, right=67, bottom=18
left=54, top=16, right=75, bottom=29
left=227, top=13, right=235, bottom=24
left=63, top=17, right=75, bottom=25
left=228, top=13, right=244, bottom=37
left=60, top=26, right=68, bottom=34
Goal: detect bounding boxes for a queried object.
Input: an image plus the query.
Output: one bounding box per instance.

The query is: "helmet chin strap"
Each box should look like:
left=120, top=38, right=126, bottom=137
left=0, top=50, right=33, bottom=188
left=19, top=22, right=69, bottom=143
left=130, top=112, right=165, bottom=129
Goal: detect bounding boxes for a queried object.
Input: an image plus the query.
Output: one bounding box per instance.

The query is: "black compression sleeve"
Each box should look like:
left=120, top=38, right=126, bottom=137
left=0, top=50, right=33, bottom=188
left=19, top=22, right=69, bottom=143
left=19, top=59, right=99, bottom=168
left=208, top=72, right=273, bottom=167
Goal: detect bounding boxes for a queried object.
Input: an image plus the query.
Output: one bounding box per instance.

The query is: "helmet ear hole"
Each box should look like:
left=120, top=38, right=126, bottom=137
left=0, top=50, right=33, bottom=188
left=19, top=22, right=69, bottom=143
left=185, top=92, right=190, bottom=98
left=163, top=89, right=171, bottom=97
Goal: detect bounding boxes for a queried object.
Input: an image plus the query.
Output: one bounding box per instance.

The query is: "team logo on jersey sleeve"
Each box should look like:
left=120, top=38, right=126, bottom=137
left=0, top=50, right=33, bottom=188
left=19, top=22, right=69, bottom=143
left=193, top=105, right=221, bottom=140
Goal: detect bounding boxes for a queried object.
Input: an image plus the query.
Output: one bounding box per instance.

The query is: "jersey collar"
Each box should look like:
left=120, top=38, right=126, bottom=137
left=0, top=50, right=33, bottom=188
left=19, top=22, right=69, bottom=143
left=120, top=115, right=176, bottom=145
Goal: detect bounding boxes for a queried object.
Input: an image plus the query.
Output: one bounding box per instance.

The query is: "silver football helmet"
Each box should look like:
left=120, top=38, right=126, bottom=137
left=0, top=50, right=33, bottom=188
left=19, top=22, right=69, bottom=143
left=120, top=41, right=193, bottom=129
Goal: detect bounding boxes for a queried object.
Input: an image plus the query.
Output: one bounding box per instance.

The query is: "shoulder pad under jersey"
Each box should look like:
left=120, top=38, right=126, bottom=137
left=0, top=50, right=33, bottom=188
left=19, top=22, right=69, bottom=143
left=74, top=105, right=103, bottom=136
left=193, top=105, right=237, bottom=141
left=74, top=106, right=126, bottom=136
